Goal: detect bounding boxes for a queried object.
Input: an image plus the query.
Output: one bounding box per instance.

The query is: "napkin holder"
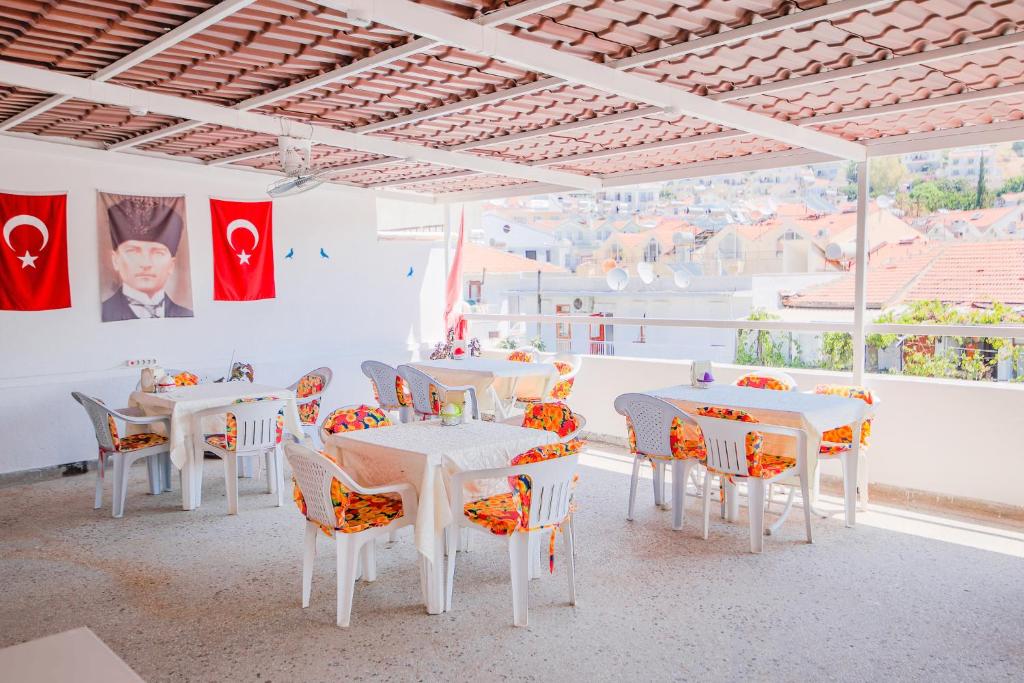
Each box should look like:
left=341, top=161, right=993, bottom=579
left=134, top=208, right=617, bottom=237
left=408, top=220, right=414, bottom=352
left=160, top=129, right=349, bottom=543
left=140, top=367, right=164, bottom=393
left=690, top=361, right=714, bottom=389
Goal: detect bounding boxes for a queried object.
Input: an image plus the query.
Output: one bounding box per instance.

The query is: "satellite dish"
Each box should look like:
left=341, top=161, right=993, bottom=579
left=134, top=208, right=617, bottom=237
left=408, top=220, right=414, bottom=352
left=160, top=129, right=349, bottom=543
left=606, top=267, right=629, bottom=291
left=673, top=269, right=691, bottom=290
left=637, top=261, right=655, bottom=284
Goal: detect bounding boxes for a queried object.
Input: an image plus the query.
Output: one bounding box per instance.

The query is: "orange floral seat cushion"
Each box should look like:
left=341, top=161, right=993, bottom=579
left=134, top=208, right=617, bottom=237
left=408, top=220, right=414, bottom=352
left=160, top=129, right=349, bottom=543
left=735, top=373, right=793, bottom=391
left=117, top=432, right=168, bottom=452
left=815, top=384, right=874, bottom=448
left=520, top=360, right=576, bottom=402
left=696, top=406, right=795, bottom=479
left=464, top=492, right=521, bottom=535
left=626, top=417, right=705, bottom=461
left=340, top=492, right=404, bottom=534
left=296, top=373, right=327, bottom=425
left=507, top=350, right=534, bottom=363
left=521, top=401, right=579, bottom=438
left=819, top=442, right=852, bottom=457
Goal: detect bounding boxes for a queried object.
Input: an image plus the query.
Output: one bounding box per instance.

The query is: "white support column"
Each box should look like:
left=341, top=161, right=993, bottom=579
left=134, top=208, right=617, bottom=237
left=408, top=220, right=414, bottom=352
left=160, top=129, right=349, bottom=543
left=852, top=161, right=870, bottom=384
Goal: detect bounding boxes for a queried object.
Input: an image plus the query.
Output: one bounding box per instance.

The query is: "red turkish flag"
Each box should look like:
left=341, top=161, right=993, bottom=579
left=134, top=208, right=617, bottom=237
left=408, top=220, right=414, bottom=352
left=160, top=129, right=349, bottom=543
left=0, top=192, right=71, bottom=311
left=210, top=198, right=275, bottom=301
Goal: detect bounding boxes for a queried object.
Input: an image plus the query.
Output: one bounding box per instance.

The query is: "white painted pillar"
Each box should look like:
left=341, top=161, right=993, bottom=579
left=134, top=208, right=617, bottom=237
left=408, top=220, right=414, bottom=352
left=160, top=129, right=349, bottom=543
left=852, top=161, right=870, bottom=384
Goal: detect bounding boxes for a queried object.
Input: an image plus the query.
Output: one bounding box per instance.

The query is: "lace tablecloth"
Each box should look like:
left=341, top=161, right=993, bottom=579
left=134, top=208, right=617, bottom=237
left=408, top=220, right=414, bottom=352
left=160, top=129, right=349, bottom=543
left=410, top=358, right=558, bottom=416
left=323, top=420, right=556, bottom=563
left=129, top=383, right=302, bottom=469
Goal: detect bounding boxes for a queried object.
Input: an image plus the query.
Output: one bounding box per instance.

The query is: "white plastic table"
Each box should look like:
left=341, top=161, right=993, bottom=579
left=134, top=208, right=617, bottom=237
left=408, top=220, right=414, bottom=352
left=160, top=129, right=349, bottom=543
left=323, top=420, right=555, bottom=614
left=129, top=383, right=302, bottom=510
left=649, top=384, right=869, bottom=527
left=0, top=627, right=143, bottom=682
left=410, top=358, right=558, bottom=419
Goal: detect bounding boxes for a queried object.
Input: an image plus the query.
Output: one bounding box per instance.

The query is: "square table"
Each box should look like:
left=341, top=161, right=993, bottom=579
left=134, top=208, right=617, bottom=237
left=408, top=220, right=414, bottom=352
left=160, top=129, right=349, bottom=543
left=130, top=382, right=302, bottom=510
left=0, top=627, right=143, bottom=682
left=649, top=384, right=869, bottom=526
left=323, top=420, right=556, bottom=614
left=410, top=358, right=559, bottom=419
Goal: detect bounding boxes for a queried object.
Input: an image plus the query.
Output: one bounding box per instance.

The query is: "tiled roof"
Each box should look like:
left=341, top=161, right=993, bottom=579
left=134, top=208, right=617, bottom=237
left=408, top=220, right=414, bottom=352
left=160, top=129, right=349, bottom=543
left=462, top=241, right=567, bottom=275
left=785, top=240, right=1024, bottom=309
left=2, top=1, right=1024, bottom=196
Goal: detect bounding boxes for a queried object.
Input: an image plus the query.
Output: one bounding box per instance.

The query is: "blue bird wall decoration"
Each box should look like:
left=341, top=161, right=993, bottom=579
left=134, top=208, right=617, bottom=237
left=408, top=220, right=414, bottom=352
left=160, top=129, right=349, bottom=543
left=285, top=248, right=294, bottom=259
left=319, top=248, right=329, bottom=259
left=407, top=266, right=414, bottom=277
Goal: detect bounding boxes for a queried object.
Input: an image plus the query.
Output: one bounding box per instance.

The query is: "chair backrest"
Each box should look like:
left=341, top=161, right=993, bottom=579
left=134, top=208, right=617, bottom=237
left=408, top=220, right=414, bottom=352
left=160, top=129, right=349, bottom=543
left=613, top=393, right=695, bottom=458
left=222, top=399, right=286, bottom=452
left=396, top=364, right=441, bottom=417
left=71, top=392, right=118, bottom=451
left=814, top=384, right=876, bottom=446
left=284, top=440, right=350, bottom=531
left=319, top=404, right=392, bottom=443
left=291, top=366, right=332, bottom=397
left=361, top=360, right=406, bottom=409
left=691, top=407, right=763, bottom=477
left=547, top=353, right=581, bottom=399
left=510, top=454, right=580, bottom=529
left=734, top=370, right=797, bottom=391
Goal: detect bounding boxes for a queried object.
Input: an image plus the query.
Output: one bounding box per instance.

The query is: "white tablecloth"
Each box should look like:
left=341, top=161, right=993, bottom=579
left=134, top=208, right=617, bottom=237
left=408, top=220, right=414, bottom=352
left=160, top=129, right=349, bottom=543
left=650, top=384, right=867, bottom=442
left=411, top=358, right=558, bottom=414
left=323, top=420, right=556, bottom=563
left=129, top=383, right=303, bottom=468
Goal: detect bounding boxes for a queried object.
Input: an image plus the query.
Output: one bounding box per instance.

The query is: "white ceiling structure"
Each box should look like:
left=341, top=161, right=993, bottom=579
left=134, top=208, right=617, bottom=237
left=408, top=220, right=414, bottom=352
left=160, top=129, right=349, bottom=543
left=0, top=0, right=1022, bottom=203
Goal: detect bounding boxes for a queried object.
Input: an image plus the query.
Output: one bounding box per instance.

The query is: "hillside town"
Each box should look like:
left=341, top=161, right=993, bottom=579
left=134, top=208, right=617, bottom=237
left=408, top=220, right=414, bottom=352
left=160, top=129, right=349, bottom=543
left=453, top=143, right=1024, bottom=382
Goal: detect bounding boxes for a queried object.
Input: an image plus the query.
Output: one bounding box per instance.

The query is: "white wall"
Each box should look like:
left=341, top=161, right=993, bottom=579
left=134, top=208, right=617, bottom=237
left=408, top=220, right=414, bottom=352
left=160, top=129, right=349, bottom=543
left=541, top=353, right=1024, bottom=508
left=0, top=136, right=445, bottom=473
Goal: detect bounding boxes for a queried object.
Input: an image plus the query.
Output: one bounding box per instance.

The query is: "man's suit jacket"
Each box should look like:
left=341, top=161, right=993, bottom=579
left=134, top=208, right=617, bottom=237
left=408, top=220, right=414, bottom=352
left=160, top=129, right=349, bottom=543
left=101, top=288, right=193, bottom=321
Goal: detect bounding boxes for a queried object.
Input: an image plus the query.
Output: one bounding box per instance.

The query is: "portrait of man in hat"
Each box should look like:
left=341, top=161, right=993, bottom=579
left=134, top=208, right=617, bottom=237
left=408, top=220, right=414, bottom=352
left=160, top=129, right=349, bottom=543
left=99, top=193, right=194, bottom=322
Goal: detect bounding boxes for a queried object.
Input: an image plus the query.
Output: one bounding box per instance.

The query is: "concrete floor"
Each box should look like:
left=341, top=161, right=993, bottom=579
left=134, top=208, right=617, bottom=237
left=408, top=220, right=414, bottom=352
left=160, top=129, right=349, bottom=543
left=1, top=444, right=1022, bottom=683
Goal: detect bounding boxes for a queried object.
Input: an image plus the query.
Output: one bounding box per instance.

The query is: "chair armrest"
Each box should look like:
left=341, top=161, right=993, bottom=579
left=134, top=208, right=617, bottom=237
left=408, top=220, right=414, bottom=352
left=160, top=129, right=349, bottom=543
left=107, top=407, right=170, bottom=427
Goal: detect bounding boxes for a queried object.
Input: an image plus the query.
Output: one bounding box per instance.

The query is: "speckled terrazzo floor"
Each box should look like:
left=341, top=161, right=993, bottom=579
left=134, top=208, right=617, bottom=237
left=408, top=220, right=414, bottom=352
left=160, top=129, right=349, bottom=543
left=1, top=444, right=1022, bottom=683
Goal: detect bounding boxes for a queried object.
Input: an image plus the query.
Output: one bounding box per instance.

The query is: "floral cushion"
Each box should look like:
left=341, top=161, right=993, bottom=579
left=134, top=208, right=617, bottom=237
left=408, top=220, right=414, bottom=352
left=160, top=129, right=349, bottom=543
left=815, top=384, right=874, bottom=447
left=508, top=442, right=581, bottom=528
left=550, top=360, right=575, bottom=400
left=696, top=406, right=792, bottom=479
left=464, top=492, right=521, bottom=535
left=118, top=432, right=167, bottom=452
left=521, top=402, right=579, bottom=438
left=174, top=371, right=199, bottom=386
left=321, top=405, right=391, bottom=436
left=371, top=375, right=412, bottom=408
left=106, top=414, right=121, bottom=451
left=819, top=443, right=852, bottom=457
left=295, top=373, right=326, bottom=426
left=625, top=416, right=705, bottom=461
left=339, top=492, right=403, bottom=534
left=507, top=350, right=534, bottom=363
left=735, top=373, right=793, bottom=391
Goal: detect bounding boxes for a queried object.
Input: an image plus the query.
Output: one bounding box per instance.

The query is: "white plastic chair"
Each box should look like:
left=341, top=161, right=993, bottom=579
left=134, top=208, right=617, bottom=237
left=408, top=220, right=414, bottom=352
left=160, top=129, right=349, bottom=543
left=692, top=411, right=812, bottom=553
left=361, top=360, right=414, bottom=423
left=516, top=353, right=582, bottom=405
left=72, top=392, right=171, bottom=518
left=397, top=364, right=480, bottom=421
left=810, top=385, right=880, bottom=521
left=287, top=367, right=333, bottom=436
left=191, top=399, right=286, bottom=514
left=614, top=393, right=703, bottom=531
left=284, top=439, right=417, bottom=627
left=447, top=454, right=579, bottom=627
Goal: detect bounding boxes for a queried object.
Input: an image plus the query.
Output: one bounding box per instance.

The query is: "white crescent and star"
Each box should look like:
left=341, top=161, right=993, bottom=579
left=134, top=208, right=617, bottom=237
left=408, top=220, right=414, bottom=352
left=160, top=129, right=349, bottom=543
left=3, top=214, right=49, bottom=269
left=226, top=218, right=259, bottom=265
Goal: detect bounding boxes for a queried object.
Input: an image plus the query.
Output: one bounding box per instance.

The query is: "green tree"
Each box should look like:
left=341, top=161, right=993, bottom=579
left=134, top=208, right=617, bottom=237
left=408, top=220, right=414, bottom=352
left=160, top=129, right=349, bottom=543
left=869, top=156, right=907, bottom=197
left=975, top=155, right=987, bottom=209
left=1013, top=140, right=1024, bottom=157
left=997, top=175, right=1024, bottom=196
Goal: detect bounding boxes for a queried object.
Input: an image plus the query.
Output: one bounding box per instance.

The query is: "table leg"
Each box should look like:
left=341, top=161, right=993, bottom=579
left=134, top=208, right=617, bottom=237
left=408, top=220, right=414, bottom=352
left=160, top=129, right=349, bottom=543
left=420, top=533, right=446, bottom=614
left=180, top=451, right=194, bottom=511
left=844, top=422, right=861, bottom=528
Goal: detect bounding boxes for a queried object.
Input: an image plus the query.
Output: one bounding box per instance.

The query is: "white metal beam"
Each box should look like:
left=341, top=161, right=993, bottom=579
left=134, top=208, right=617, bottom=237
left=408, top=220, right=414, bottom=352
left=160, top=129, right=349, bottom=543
left=852, top=161, right=869, bottom=384
left=109, top=0, right=564, bottom=152
left=0, top=0, right=259, bottom=132
left=329, top=0, right=865, bottom=161
left=865, top=119, right=1024, bottom=157
left=0, top=60, right=602, bottom=191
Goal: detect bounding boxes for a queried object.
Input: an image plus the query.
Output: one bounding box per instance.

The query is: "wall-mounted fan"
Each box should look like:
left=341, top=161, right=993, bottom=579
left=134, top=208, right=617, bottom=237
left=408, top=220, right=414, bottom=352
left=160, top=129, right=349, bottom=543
left=266, top=135, right=340, bottom=198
